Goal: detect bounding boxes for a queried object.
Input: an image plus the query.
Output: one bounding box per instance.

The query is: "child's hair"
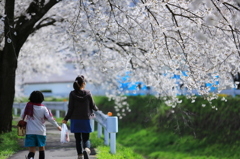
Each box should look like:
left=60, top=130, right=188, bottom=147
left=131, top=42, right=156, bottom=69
left=29, top=91, right=44, bottom=103
left=73, top=75, right=86, bottom=91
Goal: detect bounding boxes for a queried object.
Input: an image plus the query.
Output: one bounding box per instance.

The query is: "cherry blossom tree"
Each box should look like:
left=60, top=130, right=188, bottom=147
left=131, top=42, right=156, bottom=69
left=15, top=25, right=69, bottom=98
left=67, top=0, right=240, bottom=114
left=1, top=0, right=240, bottom=132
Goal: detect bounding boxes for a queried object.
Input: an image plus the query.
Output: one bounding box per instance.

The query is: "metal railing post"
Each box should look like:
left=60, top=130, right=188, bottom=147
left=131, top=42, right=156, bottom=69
left=56, top=110, right=60, bottom=118
left=106, top=116, right=118, bottom=154
left=104, top=129, right=109, bottom=145
left=98, top=123, right=102, bottom=138
left=90, top=119, right=95, bottom=131
left=14, top=108, right=18, bottom=116
left=110, top=133, right=116, bottom=154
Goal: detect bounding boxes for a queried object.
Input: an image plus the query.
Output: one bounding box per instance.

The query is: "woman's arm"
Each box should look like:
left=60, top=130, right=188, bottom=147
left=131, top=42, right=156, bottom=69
left=89, top=94, right=98, bottom=111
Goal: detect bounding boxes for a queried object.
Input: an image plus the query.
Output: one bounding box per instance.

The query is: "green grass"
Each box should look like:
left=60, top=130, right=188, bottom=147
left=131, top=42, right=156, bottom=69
left=90, top=132, right=105, bottom=148
left=56, top=117, right=145, bottom=158
left=12, top=95, right=240, bottom=159
left=96, top=144, right=145, bottom=159
left=55, top=117, right=64, bottom=124
left=117, top=126, right=240, bottom=159
left=1, top=116, right=143, bottom=159
left=0, top=120, right=24, bottom=159
left=55, top=117, right=70, bottom=127
left=90, top=132, right=144, bottom=159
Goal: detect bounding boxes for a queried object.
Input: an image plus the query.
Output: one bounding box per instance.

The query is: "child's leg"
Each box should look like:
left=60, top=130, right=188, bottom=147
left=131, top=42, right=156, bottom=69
left=39, top=146, right=45, bottom=159
left=28, top=147, right=36, bottom=159
left=35, top=135, right=46, bottom=159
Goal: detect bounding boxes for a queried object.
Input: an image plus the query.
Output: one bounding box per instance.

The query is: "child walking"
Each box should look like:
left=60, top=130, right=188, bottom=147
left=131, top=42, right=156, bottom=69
left=21, top=91, right=62, bottom=159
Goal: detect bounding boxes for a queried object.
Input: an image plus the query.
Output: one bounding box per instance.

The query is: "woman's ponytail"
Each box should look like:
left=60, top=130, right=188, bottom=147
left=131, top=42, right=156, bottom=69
left=73, top=75, right=85, bottom=91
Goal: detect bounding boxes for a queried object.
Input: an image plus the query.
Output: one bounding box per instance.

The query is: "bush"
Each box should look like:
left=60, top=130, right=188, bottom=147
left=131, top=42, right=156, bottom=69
left=91, top=95, right=240, bottom=158
left=151, top=96, right=240, bottom=143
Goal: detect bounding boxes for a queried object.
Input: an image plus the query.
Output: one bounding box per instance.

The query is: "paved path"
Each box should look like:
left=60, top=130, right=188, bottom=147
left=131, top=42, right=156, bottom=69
left=8, top=118, right=96, bottom=159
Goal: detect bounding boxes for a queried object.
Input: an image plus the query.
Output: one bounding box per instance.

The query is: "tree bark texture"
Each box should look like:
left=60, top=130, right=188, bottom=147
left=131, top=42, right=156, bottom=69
left=0, top=0, right=60, bottom=133
left=0, top=0, right=16, bottom=133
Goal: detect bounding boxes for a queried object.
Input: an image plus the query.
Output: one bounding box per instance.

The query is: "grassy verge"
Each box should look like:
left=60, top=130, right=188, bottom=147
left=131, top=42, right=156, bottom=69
left=90, top=131, right=144, bottom=159
left=94, top=95, right=240, bottom=159
left=56, top=117, right=145, bottom=158
left=96, top=144, right=145, bottom=159
left=0, top=120, right=24, bottom=159
left=1, top=116, right=143, bottom=159
left=12, top=95, right=240, bottom=158
left=117, top=126, right=240, bottom=159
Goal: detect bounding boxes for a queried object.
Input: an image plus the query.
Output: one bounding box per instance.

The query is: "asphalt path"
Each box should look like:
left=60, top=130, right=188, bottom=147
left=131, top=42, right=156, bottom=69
left=8, top=118, right=96, bottom=159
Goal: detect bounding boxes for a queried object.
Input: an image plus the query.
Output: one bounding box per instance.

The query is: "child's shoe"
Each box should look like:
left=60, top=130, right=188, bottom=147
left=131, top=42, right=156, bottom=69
left=77, top=155, right=83, bottom=159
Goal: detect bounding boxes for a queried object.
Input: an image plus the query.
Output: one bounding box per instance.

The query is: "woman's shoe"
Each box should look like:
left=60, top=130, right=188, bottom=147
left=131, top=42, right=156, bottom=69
left=83, top=148, right=91, bottom=159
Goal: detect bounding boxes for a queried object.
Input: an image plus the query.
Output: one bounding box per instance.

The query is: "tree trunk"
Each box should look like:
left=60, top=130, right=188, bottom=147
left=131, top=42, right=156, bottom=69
left=0, top=0, right=60, bottom=133
left=0, top=0, right=17, bottom=133
left=0, top=50, right=17, bottom=133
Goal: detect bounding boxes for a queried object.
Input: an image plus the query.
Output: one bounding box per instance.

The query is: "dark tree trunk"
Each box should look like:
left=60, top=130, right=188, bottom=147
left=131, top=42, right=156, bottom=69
left=0, top=0, right=16, bottom=133
left=0, top=0, right=60, bottom=133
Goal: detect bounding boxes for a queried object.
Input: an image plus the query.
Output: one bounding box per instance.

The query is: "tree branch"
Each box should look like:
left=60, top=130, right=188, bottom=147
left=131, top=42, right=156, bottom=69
left=163, top=32, right=172, bottom=59
left=32, top=16, right=64, bottom=33
left=210, top=0, right=228, bottom=22
left=223, top=2, right=240, bottom=11
left=15, top=0, right=61, bottom=54
left=107, top=0, right=135, bottom=45
left=228, top=25, right=240, bottom=57
left=165, top=4, right=185, bottom=49
left=140, top=0, right=159, bottom=25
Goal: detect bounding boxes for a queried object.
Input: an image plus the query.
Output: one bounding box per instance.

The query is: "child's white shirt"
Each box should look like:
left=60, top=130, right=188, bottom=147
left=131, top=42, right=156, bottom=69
left=21, top=105, right=59, bottom=136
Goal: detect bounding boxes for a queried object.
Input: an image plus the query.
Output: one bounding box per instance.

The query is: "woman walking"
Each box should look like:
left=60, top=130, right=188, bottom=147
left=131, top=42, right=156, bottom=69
left=22, top=91, right=62, bottom=159
left=62, top=75, right=98, bottom=159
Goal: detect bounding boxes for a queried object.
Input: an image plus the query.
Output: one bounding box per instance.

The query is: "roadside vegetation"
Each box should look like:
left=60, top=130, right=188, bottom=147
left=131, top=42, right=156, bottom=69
left=118, top=126, right=240, bottom=159
left=0, top=120, right=24, bottom=159
left=90, top=132, right=144, bottom=159
left=55, top=118, right=144, bottom=159
left=0, top=116, right=143, bottom=159
left=97, top=95, right=240, bottom=159
left=9, top=95, right=240, bottom=159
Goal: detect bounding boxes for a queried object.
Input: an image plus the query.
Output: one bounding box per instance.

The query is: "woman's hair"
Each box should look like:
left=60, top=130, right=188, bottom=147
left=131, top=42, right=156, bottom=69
left=29, top=91, right=44, bottom=103
left=73, top=75, right=86, bottom=91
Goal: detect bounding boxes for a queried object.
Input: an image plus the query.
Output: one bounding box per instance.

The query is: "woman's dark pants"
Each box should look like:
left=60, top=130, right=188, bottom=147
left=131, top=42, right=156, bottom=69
left=74, top=133, right=90, bottom=155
